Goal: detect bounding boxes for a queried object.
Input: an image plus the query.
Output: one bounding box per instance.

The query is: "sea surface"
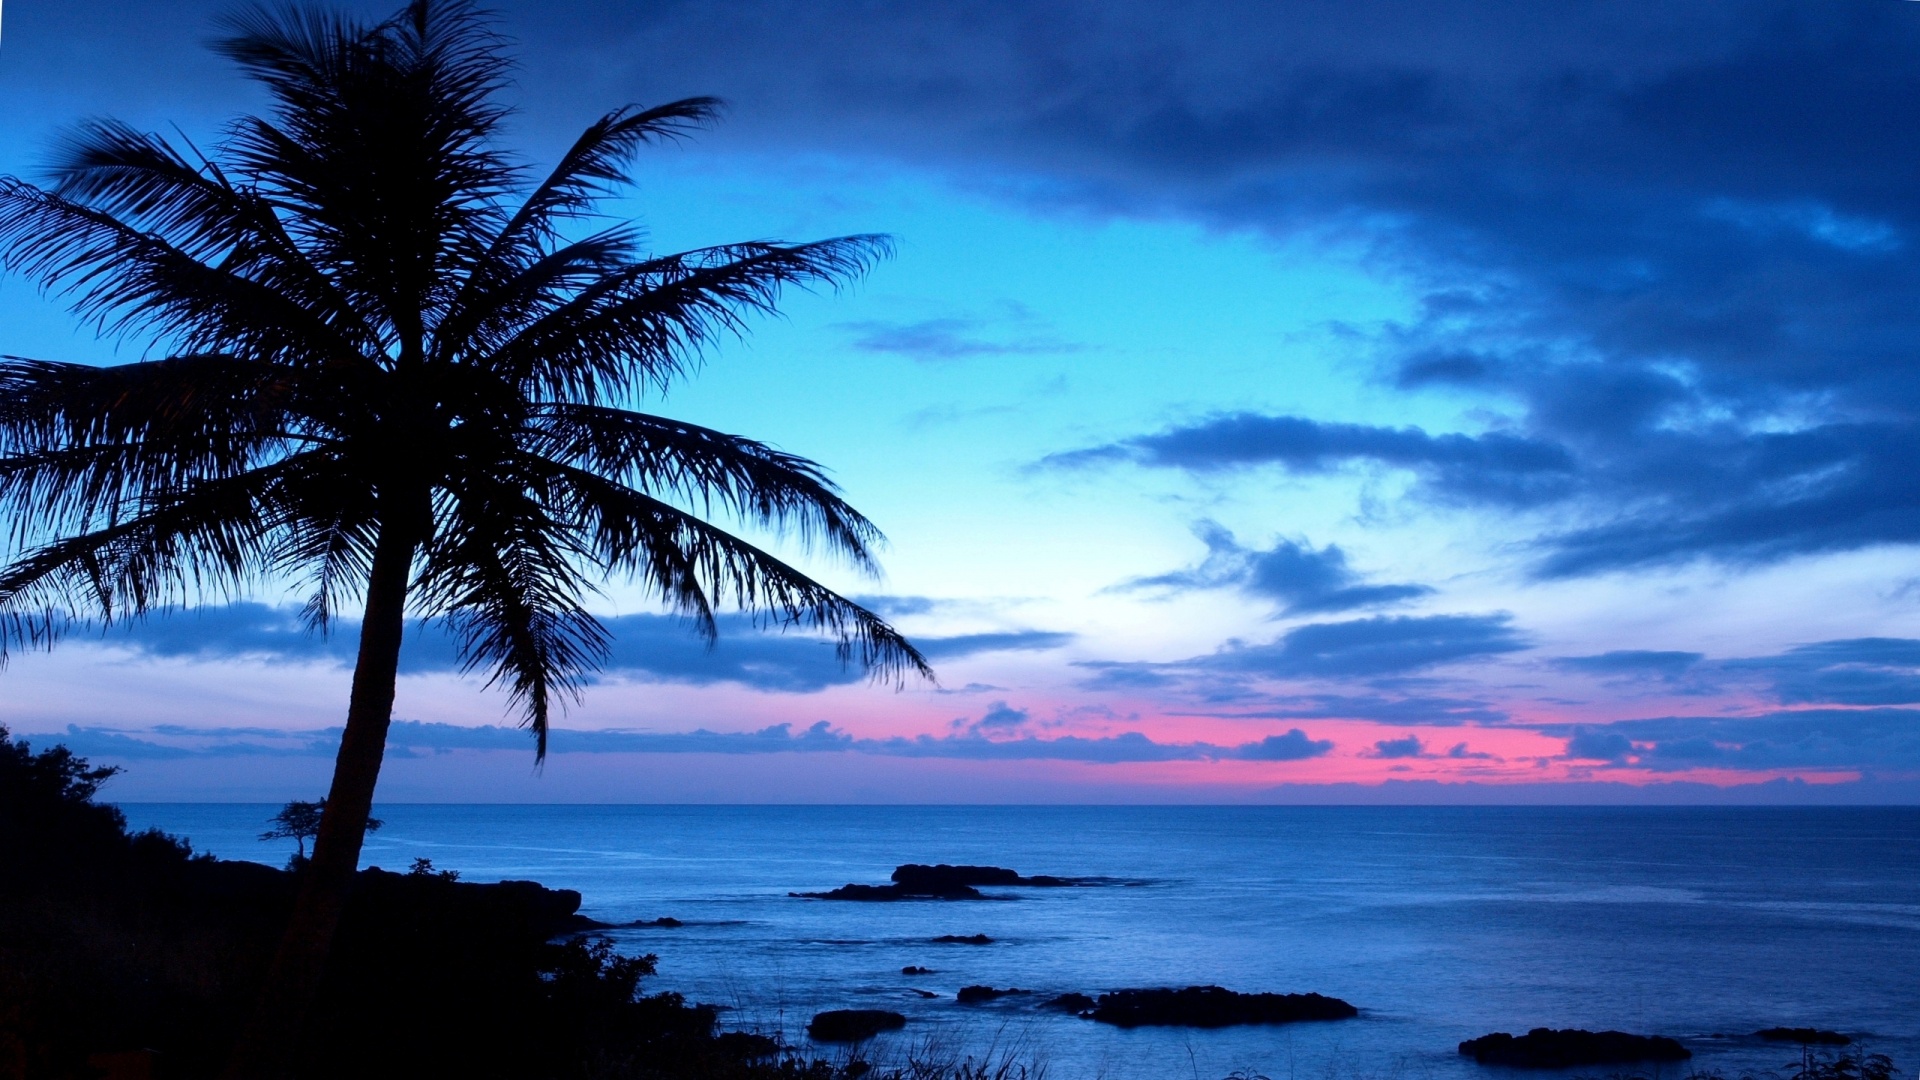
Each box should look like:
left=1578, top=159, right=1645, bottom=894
left=120, top=805, right=1920, bottom=1080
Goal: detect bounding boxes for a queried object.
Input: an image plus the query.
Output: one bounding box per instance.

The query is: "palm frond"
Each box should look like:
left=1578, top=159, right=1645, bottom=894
left=416, top=463, right=609, bottom=759
left=0, top=182, right=375, bottom=365
left=527, top=403, right=883, bottom=567
left=540, top=459, right=930, bottom=683
left=495, top=235, right=893, bottom=402
left=215, top=0, right=518, bottom=339
left=0, top=456, right=314, bottom=656
left=45, top=120, right=380, bottom=351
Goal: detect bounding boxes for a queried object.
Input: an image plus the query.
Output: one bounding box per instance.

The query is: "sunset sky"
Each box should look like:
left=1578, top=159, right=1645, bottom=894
left=5, top=0, right=1920, bottom=802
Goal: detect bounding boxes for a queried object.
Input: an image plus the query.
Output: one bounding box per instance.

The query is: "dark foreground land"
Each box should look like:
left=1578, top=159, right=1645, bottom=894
left=0, top=730, right=800, bottom=1080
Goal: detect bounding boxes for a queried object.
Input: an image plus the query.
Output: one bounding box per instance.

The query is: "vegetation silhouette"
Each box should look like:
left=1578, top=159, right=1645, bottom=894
left=0, top=726, right=868, bottom=1079
left=262, top=799, right=381, bottom=864
left=0, top=0, right=929, bottom=1072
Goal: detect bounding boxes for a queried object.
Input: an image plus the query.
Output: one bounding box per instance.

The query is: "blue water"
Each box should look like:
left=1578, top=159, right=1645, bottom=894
left=121, top=805, right=1920, bottom=1080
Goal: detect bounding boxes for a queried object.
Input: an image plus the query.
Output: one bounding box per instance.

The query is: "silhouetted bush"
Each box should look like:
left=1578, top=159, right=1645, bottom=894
left=0, top=728, right=860, bottom=1080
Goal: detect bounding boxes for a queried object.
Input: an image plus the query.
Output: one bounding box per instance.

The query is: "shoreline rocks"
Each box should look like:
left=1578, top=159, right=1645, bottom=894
left=1459, top=1029, right=1691, bottom=1068
left=1757, top=1028, right=1851, bottom=1046
left=807, top=1010, right=907, bottom=1043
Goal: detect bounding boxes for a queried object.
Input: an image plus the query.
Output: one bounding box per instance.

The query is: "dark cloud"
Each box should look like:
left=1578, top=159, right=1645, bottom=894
left=1724, top=638, right=1920, bottom=707
left=1198, top=613, right=1530, bottom=679
left=1564, top=728, right=1635, bottom=762
left=1233, top=729, right=1335, bottom=761
left=1127, top=523, right=1431, bottom=614
left=1056, top=415, right=1577, bottom=508
left=34, top=719, right=1339, bottom=766
left=1546, top=709, right=1920, bottom=772
left=94, top=605, right=1070, bottom=694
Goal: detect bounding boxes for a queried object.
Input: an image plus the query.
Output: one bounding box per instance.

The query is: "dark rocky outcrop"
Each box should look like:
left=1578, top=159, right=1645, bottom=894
left=1459, top=1029, right=1692, bottom=1068
left=632, top=916, right=683, bottom=928
left=901, top=966, right=933, bottom=975
left=931, top=934, right=994, bottom=945
left=1757, top=1028, right=1851, bottom=1046
left=1083, top=987, right=1357, bottom=1029
left=807, top=1010, right=907, bottom=1043
left=956, top=986, right=1031, bottom=1004
left=1042, top=992, right=1097, bottom=1014
left=792, top=863, right=1102, bottom=901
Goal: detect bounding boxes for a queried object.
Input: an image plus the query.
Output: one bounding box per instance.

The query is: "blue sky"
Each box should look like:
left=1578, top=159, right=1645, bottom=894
left=4, top=0, right=1920, bottom=802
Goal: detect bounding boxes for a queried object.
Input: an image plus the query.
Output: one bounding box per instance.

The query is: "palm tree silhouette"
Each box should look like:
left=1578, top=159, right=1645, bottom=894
left=0, top=1, right=929, bottom=1072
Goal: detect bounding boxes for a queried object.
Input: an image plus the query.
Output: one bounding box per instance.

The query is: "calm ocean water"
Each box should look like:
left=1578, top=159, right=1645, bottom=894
left=120, top=805, right=1920, bottom=1080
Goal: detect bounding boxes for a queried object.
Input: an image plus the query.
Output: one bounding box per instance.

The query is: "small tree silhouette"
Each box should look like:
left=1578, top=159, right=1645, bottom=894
left=261, top=799, right=381, bottom=861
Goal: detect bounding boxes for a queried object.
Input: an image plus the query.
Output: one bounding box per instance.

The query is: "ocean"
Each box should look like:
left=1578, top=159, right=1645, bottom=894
left=119, top=805, right=1920, bottom=1080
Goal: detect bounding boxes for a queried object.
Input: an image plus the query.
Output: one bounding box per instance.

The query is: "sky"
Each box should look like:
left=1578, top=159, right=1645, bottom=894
left=4, top=0, right=1920, bottom=802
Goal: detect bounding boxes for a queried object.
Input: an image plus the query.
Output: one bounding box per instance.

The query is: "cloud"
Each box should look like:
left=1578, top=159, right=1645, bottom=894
left=1196, top=613, right=1530, bottom=679
left=914, top=630, right=1075, bottom=660
left=1052, top=414, right=1577, bottom=508
left=1546, top=709, right=1920, bottom=772
left=1564, top=728, right=1635, bottom=763
left=1556, top=651, right=1705, bottom=678
left=1127, top=523, right=1431, bottom=615
left=1370, top=736, right=1426, bottom=759
left=1195, top=693, right=1508, bottom=725
left=1233, top=729, right=1335, bottom=761
left=968, top=701, right=1031, bottom=732
left=837, top=316, right=1079, bottom=361
left=1727, top=638, right=1920, bottom=707
left=849, top=595, right=941, bottom=617
left=34, top=719, right=1342, bottom=767
left=92, top=605, right=1071, bottom=694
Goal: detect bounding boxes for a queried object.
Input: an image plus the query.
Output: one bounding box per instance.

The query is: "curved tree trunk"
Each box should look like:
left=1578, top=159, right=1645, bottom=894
left=221, top=523, right=417, bottom=1079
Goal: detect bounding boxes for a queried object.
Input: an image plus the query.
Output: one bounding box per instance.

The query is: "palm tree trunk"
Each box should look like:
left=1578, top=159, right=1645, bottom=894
left=221, top=523, right=417, bottom=1079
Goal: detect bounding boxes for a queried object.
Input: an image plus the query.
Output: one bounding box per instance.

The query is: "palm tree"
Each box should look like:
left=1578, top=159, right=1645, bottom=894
left=0, top=1, right=929, bottom=1073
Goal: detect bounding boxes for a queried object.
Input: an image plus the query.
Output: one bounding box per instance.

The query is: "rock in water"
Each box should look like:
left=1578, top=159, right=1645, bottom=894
left=1084, top=987, right=1358, bottom=1029
left=931, top=933, right=993, bottom=945
left=1459, top=1029, right=1691, bottom=1068
left=1756, top=1029, right=1851, bottom=1046
left=808, top=1010, right=908, bottom=1043
left=902, top=966, right=934, bottom=975
left=1042, top=993, right=1097, bottom=1014
left=792, top=863, right=1104, bottom=900
left=956, top=985, right=1031, bottom=1003
left=893, top=864, right=1024, bottom=890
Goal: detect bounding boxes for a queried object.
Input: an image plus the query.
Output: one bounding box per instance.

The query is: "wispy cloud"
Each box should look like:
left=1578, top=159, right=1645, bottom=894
left=37, top=719, right=1340, bottom=766
left=90, top=605, right=1073, bottom=693
left=837, top=311, right=1081, bottom=362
